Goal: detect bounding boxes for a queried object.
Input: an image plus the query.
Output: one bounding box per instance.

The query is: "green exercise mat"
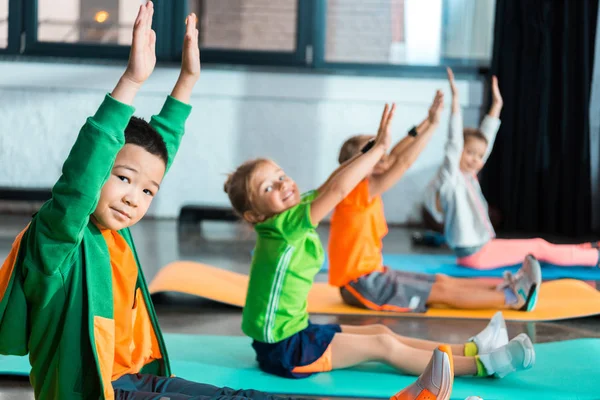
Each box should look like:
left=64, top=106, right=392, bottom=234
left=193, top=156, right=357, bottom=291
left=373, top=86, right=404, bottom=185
left=1, top=334, right=596, bottom=399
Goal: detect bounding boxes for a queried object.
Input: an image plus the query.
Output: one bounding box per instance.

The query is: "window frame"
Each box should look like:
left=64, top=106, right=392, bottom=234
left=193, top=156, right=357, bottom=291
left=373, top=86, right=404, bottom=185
left=170, top=0, right=313, bottom=68
left=2, top=0, right=491, bottom=78
left=0, top=0, right=23, bottom=54
left=20, top=0, right=172, bottom=60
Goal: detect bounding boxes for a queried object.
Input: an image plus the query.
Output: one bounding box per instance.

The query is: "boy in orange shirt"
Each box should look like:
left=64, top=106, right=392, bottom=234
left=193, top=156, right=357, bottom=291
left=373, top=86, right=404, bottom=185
left=328, top=91, right=541, bottom=313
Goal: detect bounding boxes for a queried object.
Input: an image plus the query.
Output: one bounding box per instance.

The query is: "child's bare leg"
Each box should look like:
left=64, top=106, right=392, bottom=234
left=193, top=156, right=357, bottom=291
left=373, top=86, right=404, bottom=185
left=340, top=324, right=465, bottom=355
left=427, top=281, right=505, bottom=309
left=330, top=332, right=477, bottom=376
left=436, top=274, right=497, bottom=290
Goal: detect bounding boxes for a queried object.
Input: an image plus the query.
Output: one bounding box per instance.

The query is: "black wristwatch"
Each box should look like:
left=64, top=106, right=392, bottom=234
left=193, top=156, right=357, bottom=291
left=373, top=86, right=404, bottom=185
left=408, top=126, right=418, bottom=137
left=361, top=139, right=376, bottom=153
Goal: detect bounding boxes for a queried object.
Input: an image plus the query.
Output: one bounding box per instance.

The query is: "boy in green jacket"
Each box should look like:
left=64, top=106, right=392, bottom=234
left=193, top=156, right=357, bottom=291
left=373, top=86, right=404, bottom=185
left=0, top=4, right=307, bottom=400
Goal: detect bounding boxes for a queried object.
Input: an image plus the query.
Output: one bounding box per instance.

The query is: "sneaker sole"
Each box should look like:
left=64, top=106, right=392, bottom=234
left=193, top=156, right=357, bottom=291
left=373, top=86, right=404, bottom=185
left=519, top=283, right=539, bottom=312
left=515, top=333, right=536, bottom=369
left=494, top=334, right=535, bottom=378
left=438, top=352, right=453, bottom=400
left=522, top=255, right=542, bottom=312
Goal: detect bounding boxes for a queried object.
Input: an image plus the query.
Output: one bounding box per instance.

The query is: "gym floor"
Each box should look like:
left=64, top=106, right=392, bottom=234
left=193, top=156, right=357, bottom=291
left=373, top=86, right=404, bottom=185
left=1, top=214, right=599, bottom=400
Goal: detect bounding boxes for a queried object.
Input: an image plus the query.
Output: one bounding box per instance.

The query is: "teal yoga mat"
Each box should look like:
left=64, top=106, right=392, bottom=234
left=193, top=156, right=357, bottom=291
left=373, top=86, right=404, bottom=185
left=1, top=334, right=597, bottom=399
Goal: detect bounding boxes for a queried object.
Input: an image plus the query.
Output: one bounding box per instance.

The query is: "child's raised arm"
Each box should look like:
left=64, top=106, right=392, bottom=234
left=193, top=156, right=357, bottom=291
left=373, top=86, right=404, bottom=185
left=150, top=13, right=200, bottom=172
left=310, top=104, right=395, bottom=225
left=170, top=13, right=201, bottom=104
left=447, top=67, right=460, bottom=115
left=487, top=76, right=503, bottom=118
left=480, top=75, right=503, bottom=163
left=444, top=67, right=464, bottom=174
left=368, top=91, right=443, bottom=198
left=29, top=3, right=156, bottom=275
left=111, top=2, right=156, bottom=105
left=388, top=117, right=429, bottom=159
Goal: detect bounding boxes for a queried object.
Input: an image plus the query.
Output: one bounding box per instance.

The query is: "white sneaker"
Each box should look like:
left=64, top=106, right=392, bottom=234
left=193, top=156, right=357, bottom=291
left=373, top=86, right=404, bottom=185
left=464, top=397, right=484, bottom=400
left=391, top=345, right=453, bottom=400
left=469, top=311, right=508, bottom=354
left=509, top=255, right=542, bottom=311
left=478, top=333, right=535, bottom=378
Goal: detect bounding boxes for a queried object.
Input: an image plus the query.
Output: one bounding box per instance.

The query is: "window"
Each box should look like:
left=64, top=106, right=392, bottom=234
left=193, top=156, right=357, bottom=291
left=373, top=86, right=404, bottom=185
left=0, top=0, right=7, bottom=48
left=324, top=0, right=496, bottom=67
left=185, top=0, right=310, bottom=67
left=191, top=0, right=298, bottom=52
left=4, top=0, right=496, bottom=75
left=37, top=0, right=140, bottom=45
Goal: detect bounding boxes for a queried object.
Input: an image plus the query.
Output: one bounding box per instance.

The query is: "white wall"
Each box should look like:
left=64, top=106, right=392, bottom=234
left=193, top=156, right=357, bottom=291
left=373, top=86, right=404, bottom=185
left=0, top=60, right=485, bottom=223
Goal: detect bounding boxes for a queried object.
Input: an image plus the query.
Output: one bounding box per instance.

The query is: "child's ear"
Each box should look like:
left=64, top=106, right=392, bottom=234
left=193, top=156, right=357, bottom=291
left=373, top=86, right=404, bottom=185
left=243, top=210, right=266, bottom=224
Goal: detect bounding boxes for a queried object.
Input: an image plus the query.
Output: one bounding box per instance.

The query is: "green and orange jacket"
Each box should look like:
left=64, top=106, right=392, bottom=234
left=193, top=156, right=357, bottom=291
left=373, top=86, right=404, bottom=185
left=0, top=94, right=191, bottom=399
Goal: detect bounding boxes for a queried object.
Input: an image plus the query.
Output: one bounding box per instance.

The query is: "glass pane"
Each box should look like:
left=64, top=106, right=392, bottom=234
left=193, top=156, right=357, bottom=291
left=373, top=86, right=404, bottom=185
left=0, top=0, right=7, bottom=48
left=325, top=0, right=496, bottom=66
left=190, top=0, right=297, bottom=52
left=37, top=0, right=142, bottom=45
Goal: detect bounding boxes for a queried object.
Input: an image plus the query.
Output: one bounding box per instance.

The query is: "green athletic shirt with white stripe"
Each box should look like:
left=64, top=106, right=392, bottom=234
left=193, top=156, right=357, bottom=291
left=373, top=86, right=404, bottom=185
left=242, top=191, right=324, bottom=344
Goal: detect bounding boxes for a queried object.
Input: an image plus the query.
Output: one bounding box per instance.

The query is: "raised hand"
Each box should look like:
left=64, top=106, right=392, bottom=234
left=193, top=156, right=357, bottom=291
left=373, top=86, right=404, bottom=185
left=111, top=2, right=156, bottom=105
left=428, top=90, right=444, bottom=125
left=180, top=13, right=201, bottom=83
left=122, top=2, right=156, bottom=87
left=374, top=103, right=396, bottom=152
left=446, top=67, right=458, bottom=98
left=170, top=13, right=202, bottom=103
left=488, top=75, right=503, bottom=117
left=491, top=75, right=503, bottom=106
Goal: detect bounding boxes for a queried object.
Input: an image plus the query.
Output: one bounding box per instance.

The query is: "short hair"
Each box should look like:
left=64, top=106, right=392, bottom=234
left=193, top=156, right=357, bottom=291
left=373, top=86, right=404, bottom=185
left=124, top=116, right=168, bottom=165
left=338, top=134, right=373, bottom=164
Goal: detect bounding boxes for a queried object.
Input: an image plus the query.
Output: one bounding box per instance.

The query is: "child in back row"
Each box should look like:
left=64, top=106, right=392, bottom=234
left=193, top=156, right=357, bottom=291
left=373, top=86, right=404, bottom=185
left=328, top=92, right=541, bottom=313
left=423, top=67, right=600, bottom=270
left=224, top=101, right=535, bottom=386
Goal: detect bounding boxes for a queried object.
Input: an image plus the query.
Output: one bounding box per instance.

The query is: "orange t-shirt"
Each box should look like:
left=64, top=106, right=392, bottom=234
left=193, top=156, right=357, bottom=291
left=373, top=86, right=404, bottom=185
left=328, top=179, right=388, bottom=287
left=102, top=230, right=161, bottom=381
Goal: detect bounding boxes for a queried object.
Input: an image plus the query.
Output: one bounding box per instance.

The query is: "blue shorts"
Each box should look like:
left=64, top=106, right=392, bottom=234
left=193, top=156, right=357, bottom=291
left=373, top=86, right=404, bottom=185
left=251, top=322, right=342, bottom=379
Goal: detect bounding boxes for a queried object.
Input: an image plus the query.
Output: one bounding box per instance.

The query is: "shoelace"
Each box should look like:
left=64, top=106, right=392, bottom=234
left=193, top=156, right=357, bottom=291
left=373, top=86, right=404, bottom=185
left=496, top=270, right=523, bottom=290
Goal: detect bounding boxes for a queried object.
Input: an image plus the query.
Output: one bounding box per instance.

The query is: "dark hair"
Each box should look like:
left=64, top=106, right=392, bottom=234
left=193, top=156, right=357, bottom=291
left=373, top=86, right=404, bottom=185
left=338, top=134, right=374, bottom=164
left=124, top=116, right=169, bottom=165
left=463, top=128, right=488, bottom=145
left=224, top=158, right=270, bottom=222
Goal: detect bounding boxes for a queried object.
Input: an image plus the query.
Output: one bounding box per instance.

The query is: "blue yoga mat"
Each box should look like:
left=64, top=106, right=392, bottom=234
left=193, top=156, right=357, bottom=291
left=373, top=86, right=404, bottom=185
left=251, top=249, right=600, bottom=280
left=1, top=334, right=597, bottom=399
left=319, top=253, right=600, bottom=280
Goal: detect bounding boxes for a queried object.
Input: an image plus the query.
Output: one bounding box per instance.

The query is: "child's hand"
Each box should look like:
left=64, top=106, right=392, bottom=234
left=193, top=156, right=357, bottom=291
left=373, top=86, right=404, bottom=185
left=374, top=103, right=396, bottom=152
left=180, top=13, right=201, bottom=83
left=427, top=90, right=444, bottom=124
left=169, top=13, right=201, bottom=103
left=122, top=2, right=156, bottom=87
left=491, top=75, right=503, bottom=106
left=446, top=67, right=458, bottom=98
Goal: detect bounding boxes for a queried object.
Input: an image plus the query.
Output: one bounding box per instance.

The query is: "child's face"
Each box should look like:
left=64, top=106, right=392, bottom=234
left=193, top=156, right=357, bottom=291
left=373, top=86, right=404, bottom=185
left=92, top=144, right=166, bottom=231
left=459, top=138, right=488, bottom=175
left=248, top=160, right=301, bottom=221
left=358, top=136, right=390, bottom=176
